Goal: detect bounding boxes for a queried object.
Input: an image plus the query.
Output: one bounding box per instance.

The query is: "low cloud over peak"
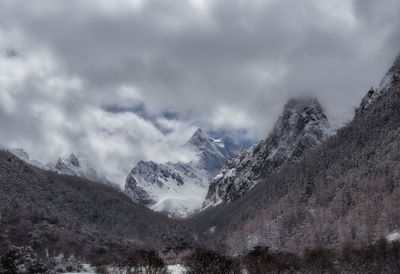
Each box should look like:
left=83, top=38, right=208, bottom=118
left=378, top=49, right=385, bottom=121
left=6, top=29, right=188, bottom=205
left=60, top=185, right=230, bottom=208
left=0, top=0, right=399, bottom=185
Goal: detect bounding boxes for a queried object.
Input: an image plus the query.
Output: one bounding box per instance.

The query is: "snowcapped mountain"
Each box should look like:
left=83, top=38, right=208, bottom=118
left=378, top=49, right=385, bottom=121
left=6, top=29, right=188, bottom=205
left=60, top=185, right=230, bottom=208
left=185, top=129, right=243, bottom=174
left=124, top=128, right=248, bottom=217
left=202, top=97, right=330, bottom=208
left=359, top=53, right=400, bottom=112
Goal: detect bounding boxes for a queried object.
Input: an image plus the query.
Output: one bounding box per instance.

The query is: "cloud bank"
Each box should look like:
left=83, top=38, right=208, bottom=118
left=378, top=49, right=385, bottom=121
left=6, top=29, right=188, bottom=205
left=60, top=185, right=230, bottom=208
left=0, top=0, right=399, bottom=185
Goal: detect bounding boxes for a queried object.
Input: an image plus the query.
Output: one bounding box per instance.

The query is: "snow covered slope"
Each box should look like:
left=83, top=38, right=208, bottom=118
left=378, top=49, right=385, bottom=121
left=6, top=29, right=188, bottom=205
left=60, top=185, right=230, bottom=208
left=124, top=129, right=247, bottom=217
left=125, top=160, right=210, bottom=217
left=202, top=97, right=330, bottom=208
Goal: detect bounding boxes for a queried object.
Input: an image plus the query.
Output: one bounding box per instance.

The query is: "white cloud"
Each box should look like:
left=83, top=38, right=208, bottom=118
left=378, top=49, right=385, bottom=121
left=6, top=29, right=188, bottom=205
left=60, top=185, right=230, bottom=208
left=0, top=29, right=199, bottom=185
left=210, top=106, right=256, bottom=135
left=0, top=0, right=399, bottom=185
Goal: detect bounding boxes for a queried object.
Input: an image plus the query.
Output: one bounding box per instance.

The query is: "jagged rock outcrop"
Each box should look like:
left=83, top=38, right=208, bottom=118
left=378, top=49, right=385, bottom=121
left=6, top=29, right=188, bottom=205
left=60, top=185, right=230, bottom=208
left=124, top=129, right=248, bottom=217
left=202, top=97, right=330, bottom=208
left=54, top=153, right=97, bottom=178
left=52, top=153, right=119, bottom=189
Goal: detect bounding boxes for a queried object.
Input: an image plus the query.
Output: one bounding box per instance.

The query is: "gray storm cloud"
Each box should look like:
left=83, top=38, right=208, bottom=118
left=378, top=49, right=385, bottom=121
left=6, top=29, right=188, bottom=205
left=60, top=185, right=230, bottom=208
left=0, top=0, right=399, bottom=185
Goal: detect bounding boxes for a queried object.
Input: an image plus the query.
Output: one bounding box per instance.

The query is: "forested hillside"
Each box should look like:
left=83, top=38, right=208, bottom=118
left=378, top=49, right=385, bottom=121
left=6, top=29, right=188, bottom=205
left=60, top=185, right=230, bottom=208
left=187, top=76, right=400, bottom=254
left=0, top=151, right=194, bottom=260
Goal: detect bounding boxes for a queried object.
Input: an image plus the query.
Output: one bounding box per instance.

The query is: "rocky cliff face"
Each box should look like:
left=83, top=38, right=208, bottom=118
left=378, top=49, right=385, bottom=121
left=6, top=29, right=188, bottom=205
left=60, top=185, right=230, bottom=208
left=202, top=97, right=330, bottom=208
left=124, top=129, right=247, bottom=217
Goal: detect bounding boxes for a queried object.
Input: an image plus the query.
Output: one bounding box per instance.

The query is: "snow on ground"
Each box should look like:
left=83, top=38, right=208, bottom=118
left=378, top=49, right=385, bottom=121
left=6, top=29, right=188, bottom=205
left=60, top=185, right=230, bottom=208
left=147, top=174, right=208, bottom=217
left=65, top=264, right=186, bottom=274
left=65, top=273, right=93, bottom=274
left=168, top=264, right=186, bottom=274
left=128, top=160, right=211, bottom=218
left=386, top=231, right=400, bottom=242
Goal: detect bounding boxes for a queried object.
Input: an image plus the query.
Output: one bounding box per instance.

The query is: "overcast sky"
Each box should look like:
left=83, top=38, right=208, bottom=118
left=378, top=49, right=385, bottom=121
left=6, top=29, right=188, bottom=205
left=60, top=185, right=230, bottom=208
left=0, top=0, right=399, bottom=185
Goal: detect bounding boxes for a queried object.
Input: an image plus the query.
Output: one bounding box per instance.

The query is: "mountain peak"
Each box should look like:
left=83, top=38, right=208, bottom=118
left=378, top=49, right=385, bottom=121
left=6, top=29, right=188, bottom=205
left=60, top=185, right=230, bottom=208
left=270, top=97, right=328, bottom=142
left=188, top=128, right=210, bottom=144
left=67, top=153, right=80, bottom=167
left=193, top=128, right=206, bottom=136
left=57, top=153, right=80, bottom=168
left=203, top=97, right=329, bottom=207
left=185, top=128, right=222, bottom=157
left=283, top=97, right=325, bottom=118
left=285, top=96, right=319, bottom=109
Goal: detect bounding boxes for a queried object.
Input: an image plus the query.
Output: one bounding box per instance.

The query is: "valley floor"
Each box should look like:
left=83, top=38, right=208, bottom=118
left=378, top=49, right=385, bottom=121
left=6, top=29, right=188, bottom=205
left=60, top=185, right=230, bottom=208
left=65, top=264, right=186, bottom=274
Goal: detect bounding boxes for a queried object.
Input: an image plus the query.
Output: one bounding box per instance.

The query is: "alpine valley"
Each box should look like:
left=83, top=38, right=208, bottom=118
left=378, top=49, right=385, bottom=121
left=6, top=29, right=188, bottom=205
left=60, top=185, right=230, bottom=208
left=124, top=128, right=248, bottom=217
left=1, top=51, right=400, bottom=273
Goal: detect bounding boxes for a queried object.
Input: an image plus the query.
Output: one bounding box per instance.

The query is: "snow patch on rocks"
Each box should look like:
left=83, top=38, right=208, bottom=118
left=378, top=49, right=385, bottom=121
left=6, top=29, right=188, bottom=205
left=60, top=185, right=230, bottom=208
left=387, top=231, right=400, bottom=242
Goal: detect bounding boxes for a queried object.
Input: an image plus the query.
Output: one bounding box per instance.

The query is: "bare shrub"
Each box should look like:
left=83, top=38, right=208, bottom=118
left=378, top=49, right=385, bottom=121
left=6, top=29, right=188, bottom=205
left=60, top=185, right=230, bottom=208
left=0, top=246, right=49, bottom=273
left=185, top=248, right=240, bottom=274
left=243, top=246, right=301, bottom=273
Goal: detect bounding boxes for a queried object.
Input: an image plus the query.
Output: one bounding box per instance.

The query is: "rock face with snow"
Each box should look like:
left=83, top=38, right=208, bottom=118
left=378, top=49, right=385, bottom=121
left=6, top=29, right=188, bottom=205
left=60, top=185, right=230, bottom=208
left=359, top=53, right=400, bottom=112
left=203, top=97, right=330, bottom=208
left=124, top=129, right=247, bottom=217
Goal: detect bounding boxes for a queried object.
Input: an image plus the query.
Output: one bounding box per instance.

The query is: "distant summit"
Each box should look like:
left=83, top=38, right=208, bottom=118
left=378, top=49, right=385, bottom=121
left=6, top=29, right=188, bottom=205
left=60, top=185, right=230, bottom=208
left=124, top=128, right=248, bottom=217
left=55, top=153, right=81, bottom=172
left=52, top=153, right=119, bottom=189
